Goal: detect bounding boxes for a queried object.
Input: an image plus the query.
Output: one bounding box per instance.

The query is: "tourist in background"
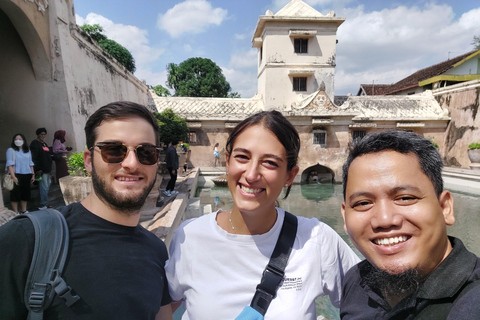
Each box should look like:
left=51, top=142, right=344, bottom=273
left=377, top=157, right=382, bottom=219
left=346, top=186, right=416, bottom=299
left=166, top=111, right=359, bottom=319
left=5, top=133, right=35, bottom=214
left=213, top=142, right=220, bottom=167
left=30, top=127, right=52, bottom=210
left=164, top=140, right=179, bottom=197
left=52, top=130, right=71, bottom=180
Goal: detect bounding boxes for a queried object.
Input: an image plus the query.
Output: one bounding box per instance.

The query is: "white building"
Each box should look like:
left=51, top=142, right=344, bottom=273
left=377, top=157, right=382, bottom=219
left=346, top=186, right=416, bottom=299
left=153, top=0, right=449, bottom=182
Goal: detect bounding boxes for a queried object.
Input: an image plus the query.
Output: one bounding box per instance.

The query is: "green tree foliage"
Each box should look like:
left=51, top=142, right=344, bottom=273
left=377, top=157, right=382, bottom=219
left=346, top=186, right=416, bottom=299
left=150, top=84, right=171, bottom=97
left=166, top=57, right=237, bottom=98
left=228, top=91, right=241, bottom=98
left=80, top=24, right=106, bottom=42
left=473, top=35, right=480, bottom=50
left=154, top=108, right=189, bottom=146
left=80, top=24, right=136, bottom=73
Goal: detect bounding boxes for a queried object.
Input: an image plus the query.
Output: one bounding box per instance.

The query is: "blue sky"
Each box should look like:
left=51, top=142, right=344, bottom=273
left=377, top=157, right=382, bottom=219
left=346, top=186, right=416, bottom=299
left=74, top=0, right=480, bottom=97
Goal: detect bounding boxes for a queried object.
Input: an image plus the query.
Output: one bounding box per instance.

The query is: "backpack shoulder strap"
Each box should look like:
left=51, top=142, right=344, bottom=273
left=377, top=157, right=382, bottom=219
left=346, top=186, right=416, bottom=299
left=13, top=208, right=80, bottom=320
left=250, top=211, right=298, bottom=316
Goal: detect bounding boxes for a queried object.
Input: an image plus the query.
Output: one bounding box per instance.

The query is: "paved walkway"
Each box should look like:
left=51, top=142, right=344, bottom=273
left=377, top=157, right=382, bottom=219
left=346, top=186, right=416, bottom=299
left=0, top=182, right=66, bottom=226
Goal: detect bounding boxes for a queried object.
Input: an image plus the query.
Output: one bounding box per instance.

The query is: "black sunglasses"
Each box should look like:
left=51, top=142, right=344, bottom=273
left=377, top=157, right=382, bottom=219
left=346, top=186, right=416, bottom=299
left=91, top=142, right=160, bottom=166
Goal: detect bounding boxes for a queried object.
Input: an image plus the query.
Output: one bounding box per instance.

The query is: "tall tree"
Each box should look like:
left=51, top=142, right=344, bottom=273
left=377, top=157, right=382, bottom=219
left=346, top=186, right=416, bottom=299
left=149, top=84, right=171, bottom=97
left=166, top=57, right=239, bottom=98
left=473, top=35, right=480, bottom=50
left=154, top=109, right=189, bottom=146
left=80, top=24, right=136, bottom=73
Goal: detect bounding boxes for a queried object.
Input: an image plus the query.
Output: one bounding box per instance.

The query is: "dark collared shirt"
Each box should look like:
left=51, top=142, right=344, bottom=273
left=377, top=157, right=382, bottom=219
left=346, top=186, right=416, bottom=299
left=340, top=237, right=480, bottom=320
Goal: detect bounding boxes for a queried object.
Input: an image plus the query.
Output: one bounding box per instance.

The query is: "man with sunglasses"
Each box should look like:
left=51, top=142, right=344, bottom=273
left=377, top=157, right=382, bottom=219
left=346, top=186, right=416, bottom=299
left=0, top=102, right=172, bottom=319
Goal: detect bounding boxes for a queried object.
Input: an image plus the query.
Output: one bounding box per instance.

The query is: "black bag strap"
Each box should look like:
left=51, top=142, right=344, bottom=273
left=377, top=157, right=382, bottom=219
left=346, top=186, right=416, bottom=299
left=250, top=211, right=298, bottom=316
left=13, top=208, right=80, bottom=320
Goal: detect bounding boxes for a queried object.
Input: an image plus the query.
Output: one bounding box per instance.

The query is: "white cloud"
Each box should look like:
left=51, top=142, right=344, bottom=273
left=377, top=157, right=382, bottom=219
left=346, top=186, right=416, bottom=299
left=222, top=67, right=257, bottom=98
left=135, top=69, right=169, bottom=89
left=335, top=68, right=416, bottom=96
left=157, top=0, right=228, bottom=37
left=75, top=13, right=164, bottom=74
left=229, top=49, right=258, bottom=69
left=235, top=33, right=247, bottom=40
left=334, top=4, right=480, bottom=95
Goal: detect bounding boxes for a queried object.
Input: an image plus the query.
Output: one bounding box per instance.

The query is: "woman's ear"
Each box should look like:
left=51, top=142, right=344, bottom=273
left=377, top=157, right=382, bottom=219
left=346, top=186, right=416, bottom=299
left=286, top=165, right=299, bottom=185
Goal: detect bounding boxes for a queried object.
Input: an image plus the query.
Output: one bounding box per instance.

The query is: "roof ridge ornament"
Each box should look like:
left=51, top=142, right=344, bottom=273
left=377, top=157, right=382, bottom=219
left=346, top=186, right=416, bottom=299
left=25, top=0, right=49, bottom=13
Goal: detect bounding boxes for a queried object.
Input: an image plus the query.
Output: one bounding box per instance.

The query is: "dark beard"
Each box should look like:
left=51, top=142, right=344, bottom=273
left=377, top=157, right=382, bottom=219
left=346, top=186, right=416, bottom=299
left=361, top=263, right=422, bottom=303
left=91, top=163, right=156, bottom=214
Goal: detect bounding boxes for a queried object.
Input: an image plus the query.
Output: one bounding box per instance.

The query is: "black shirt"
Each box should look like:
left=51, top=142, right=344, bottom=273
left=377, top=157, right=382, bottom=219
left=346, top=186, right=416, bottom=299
left=340, top=237, right=480, bottom=320
left=0, top=203, right=171, bottom=319
left=30, top=139, right=52, bottom=173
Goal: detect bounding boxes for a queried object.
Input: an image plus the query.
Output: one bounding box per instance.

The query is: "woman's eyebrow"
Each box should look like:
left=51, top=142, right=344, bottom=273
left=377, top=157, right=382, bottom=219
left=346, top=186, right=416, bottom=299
left=232, top=148, right=284, bottom=162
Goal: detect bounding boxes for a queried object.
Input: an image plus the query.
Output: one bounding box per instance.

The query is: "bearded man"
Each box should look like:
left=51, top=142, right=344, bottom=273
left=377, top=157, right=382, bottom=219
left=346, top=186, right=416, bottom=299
left=340, top=130, right=480, bottom=319
left=0, top=102, right=172, bottom=319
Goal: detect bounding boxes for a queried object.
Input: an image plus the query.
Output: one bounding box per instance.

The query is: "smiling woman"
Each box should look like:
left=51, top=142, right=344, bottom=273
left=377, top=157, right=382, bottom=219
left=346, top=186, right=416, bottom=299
left=165, top=110, right=360, bottom=320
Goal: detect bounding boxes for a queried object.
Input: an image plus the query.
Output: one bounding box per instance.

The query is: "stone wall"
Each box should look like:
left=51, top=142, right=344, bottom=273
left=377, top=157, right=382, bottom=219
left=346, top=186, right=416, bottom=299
left=0, top=0, right=151, bottom=160
left=434, top=80, right=480, bottom=167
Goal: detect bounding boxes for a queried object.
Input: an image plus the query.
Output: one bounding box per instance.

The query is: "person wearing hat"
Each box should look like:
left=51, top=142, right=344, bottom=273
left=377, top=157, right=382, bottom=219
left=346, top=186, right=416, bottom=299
left=30, top=127, right=53, bottom=209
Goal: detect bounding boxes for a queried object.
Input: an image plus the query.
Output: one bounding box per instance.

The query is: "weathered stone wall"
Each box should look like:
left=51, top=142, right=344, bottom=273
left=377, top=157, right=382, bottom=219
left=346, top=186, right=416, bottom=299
left=53, top=0, right=151, bottom=151
left=0, top=0, right=151, bottom=161
left=434, top=80, right=480, bottom=168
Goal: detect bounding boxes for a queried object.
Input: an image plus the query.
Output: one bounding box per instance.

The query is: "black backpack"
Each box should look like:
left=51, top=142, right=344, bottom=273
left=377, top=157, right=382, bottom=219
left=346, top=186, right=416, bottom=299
left=13, top=208, right=80, bottom=320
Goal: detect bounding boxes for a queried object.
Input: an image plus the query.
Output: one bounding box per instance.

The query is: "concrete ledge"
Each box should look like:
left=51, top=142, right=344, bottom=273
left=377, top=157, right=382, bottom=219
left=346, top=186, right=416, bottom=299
left=143, top=168, right=200, bottom=249
left=443, top=167, right=480, bottom=195
left=0, top=208, right=16, bottom=226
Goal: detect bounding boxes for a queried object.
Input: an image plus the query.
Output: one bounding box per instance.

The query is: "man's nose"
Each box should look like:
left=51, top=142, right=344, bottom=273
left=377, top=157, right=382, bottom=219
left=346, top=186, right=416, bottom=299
left=121, top=147, right=139, bottom=169
left=370, top=201, right=403, bottom=230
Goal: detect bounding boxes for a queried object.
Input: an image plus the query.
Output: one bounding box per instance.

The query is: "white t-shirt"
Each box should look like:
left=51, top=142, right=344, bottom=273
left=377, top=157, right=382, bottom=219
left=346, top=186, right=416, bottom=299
left=165, top=208, right=360, bottom=320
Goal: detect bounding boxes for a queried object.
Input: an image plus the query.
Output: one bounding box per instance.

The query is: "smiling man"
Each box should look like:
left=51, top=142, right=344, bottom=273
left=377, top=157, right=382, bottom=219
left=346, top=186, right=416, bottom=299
left=340, top=130, right=480, bottom=319
left=0, top=102, right=172, bottom=319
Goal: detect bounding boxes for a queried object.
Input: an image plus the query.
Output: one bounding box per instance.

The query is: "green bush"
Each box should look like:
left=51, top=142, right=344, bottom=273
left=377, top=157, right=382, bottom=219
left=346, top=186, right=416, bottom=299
left=154, top=108, right=189, bottom=146
left=67, top=151, right=89, bottom=176
left=468, top=143, right=480, bottom=150
left=80, top=24, right=136, bottom=73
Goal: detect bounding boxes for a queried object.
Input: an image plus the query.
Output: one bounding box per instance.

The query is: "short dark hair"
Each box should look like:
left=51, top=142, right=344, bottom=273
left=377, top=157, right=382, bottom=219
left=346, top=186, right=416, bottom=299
left=171, top=140, right=179, bottom=146
left=226, top=110, right=300, bottom=198
left=342, top=130, right=444, bottom=199
left=84, top=101, right=159, bottom=148
left=11, top=133, right=29, bottom=153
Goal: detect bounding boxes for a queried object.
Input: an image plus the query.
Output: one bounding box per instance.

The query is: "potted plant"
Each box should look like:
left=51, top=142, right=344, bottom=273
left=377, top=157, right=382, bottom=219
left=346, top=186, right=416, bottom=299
left=468, top=143, right=480, bottom=170
left=59, top=150, right=93, bottom=204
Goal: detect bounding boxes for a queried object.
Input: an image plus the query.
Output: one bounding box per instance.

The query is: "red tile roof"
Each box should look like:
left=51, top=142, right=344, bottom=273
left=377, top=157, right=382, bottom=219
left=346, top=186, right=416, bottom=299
left=357, top=84, right=391, bottom=96
left=384, top=50, right=479, bottom=95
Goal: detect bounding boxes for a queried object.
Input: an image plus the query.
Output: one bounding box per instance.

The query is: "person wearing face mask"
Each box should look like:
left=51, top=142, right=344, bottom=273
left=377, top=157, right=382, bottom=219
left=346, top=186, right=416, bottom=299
left=5, top=134, right=35, bottom=214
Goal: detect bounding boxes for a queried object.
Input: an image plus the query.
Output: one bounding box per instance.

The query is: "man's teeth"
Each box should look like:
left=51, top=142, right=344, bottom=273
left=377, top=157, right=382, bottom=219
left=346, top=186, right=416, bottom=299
left=117, top=177, right=138, bottom=181
left=375, top=236, right=408, bottom=246
left=241, top=185, right=262, bottom=194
